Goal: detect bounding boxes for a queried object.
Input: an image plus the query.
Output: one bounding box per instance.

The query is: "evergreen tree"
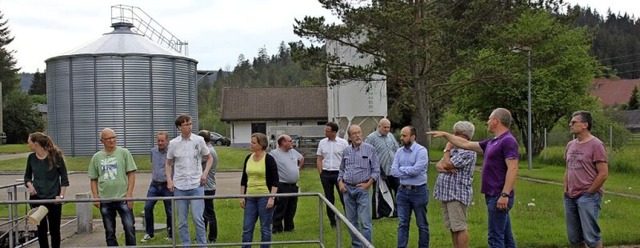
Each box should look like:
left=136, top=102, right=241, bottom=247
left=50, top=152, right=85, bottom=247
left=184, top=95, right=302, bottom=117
left=628, top=85, right=639, bottom=110
left=0, top=12, right=21, bottom=98
left=28, top=70, right=47, bottom=95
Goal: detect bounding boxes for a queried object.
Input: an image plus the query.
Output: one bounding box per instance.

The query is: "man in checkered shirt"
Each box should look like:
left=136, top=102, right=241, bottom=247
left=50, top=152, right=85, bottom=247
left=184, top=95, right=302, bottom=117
left=433, top=121, right=478, bottom=248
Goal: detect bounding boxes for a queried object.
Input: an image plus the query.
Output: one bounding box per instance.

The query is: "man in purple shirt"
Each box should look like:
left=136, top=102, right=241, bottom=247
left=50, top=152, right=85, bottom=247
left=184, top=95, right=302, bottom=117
left=564, top=111, right=608, bottom=248
left=428, top=108, right=519, bottom=248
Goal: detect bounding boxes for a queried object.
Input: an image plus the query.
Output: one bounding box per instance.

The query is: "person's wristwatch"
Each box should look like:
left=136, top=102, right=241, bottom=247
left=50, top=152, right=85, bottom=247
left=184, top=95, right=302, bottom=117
left=443, top=149, right=450, bottom=153
left=59, top=195, right=64, bottom=199
left=500, top=192, right=509, bottom=198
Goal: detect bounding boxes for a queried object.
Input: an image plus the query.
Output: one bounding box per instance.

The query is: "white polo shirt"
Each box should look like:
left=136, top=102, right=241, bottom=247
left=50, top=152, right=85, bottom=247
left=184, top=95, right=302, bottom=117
left=316, top=137, right=349, bottom=171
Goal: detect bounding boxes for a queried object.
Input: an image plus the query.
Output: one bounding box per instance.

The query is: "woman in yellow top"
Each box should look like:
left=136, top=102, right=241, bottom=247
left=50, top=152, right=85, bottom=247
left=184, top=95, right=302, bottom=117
left=240, top=133, right=279, bottom=248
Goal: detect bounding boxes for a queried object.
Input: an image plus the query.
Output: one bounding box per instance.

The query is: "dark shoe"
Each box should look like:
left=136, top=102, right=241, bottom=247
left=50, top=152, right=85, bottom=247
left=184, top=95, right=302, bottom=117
left=284, top=229, right=295, bottom=232
left=272, top=229, right=283, bottom=234
left=330, top=223, right=336, bottom=229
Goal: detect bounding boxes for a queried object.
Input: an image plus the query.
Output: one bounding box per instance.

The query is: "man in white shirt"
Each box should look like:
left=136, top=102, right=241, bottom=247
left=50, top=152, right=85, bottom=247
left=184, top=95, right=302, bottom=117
left=316, top=122, right=349, bottom=228
left=165, top=114, right=213, bottom=246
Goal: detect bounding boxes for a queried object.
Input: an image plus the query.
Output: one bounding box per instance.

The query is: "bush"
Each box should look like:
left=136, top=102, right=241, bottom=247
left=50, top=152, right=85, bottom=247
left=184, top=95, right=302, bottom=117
left=2, top=91, right=46, bottom=144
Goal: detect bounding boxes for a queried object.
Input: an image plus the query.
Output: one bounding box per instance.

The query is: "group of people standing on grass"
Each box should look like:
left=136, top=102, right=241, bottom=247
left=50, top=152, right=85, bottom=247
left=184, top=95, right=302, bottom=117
left=22, top=108, right=608, bottom=248
left=316, top=108, right=608, bottom=248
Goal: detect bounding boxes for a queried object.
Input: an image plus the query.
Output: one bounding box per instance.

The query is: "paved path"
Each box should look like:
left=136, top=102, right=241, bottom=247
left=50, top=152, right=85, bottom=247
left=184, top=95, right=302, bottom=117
left=0, top=152, right=29, bottom=161
left=0, top=171, right=241, bottom=247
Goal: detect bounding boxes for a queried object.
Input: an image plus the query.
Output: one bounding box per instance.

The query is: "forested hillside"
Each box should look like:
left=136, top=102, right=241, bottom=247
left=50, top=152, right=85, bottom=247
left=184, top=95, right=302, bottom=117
left=570, top=5, right=640, bottom=79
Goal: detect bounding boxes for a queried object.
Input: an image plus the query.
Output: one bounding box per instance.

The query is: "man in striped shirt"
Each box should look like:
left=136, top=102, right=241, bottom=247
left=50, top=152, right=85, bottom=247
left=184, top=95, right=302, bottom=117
left=434, top=121, right=477, bottom=248
left=365, top=118, right=400, bottom=219
left=338, top=124, right=380, bottom=247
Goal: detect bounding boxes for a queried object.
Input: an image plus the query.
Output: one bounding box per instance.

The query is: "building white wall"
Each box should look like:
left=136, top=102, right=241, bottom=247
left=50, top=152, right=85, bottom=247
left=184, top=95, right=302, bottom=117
left=231, top=120, right=325, bottom=145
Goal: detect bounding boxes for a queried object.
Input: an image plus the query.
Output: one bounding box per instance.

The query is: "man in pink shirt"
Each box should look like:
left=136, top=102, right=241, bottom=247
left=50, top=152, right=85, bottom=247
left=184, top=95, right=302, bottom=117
left=564, top=111, right=608, bottom=248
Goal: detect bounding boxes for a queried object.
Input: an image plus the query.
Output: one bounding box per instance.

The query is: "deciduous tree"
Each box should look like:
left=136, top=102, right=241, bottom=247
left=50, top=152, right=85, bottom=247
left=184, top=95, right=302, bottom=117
left=452, top=10, right=600, bottom=155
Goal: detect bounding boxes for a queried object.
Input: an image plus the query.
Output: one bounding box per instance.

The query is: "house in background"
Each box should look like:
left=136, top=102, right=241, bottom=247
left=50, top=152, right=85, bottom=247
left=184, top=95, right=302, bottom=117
left=221, top=86, right=328, bottom=146
left=590, top=78, right=640, bottom=107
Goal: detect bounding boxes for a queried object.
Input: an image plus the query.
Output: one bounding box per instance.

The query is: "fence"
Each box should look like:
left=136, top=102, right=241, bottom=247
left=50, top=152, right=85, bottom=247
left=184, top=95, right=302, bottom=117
left=0, top=189, right=373, bottom=248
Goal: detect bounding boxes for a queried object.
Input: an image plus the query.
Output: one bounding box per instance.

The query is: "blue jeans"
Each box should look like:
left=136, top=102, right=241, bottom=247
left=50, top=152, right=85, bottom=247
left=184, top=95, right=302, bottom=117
left=242, top=197, right=275, bottom=248
left=344, top=185, right=372, bottom=248
left=144, top=182, right=173, bottom=238
left=485, top=195, right=516, bottom=248
left=396, top=184, right=429, bottom=248
left=100, top=201, right=136, bottom=246
left=564, top=192, right=602, bottom=247
left=174, top=186, right=206, bottom=246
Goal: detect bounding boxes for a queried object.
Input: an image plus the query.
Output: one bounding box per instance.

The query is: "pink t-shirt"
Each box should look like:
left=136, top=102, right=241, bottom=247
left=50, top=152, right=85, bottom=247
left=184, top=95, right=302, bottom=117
left=564, top=137, right=608, bottom=198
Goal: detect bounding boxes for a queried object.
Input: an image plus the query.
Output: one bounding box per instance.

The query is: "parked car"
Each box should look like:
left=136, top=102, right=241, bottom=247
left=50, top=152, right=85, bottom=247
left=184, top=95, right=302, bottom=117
left=211, top=132, right=231, bottom=146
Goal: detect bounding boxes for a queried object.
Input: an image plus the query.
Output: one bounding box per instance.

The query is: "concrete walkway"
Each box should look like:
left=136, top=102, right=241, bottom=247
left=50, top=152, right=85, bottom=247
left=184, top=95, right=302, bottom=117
left=0, top=152, right=29, bottom=161
left=1, top=171, right=242, bottom=247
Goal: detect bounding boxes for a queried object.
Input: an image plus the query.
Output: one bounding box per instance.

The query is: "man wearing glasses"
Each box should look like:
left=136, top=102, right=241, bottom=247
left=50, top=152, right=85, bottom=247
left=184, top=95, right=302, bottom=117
left=165, top=114, right=213, bottom=246
left=564, top=111, right=608, bottom=248
left=88, top=128, right=138, bottom=246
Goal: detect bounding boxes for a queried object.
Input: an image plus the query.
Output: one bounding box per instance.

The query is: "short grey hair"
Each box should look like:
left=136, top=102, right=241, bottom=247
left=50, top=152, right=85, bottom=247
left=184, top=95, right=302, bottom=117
left=453, top=121, right=475, bottom=139
left=492, top=108, right=512, bottom=127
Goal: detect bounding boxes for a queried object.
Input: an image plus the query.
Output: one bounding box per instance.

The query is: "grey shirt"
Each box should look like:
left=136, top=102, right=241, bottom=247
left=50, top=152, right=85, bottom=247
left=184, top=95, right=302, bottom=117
left=151, top=147, right=168, bottom=182
left=202, top=144, right=218, bottom=191
left=365, top=131, right=399, bottom=177
left=270, top=148, right=303, bottom=184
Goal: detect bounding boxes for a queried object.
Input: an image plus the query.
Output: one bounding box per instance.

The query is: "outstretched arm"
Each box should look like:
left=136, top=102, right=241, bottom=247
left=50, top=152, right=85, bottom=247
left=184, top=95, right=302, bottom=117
left=427, top=131, right=483, bottom=154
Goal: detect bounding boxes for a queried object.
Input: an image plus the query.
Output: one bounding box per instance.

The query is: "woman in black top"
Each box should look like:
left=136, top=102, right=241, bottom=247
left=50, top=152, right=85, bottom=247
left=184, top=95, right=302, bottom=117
left=23, top=132, right=69, bottom=248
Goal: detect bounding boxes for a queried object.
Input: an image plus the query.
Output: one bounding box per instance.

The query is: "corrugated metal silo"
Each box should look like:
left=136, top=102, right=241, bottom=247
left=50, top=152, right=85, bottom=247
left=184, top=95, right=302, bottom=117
left=46, top=22, right=198, bottom=156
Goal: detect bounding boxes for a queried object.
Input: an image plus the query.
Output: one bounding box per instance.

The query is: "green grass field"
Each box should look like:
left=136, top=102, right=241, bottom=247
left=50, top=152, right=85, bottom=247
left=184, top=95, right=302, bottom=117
left=2, top=145, right=639, bottom=247
left=0, top=144, right=30, bottom=154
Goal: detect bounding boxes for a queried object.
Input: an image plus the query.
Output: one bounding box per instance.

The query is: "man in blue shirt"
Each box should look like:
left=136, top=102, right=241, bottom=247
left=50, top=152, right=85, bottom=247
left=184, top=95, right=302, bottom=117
left=338, top=124, right=380, bottom=248
left=391, top=125, right=430, bottom=248
left=142, top=131, right=173, bottom=242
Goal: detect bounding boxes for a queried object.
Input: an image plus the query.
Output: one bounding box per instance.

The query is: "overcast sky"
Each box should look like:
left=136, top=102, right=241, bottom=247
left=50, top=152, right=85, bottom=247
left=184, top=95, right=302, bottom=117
left=2, top=0, right=638, bottom=73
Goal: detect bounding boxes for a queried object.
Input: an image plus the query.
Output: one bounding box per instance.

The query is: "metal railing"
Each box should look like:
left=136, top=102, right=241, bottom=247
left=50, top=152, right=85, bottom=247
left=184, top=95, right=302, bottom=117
left=0, top=192, right=373, bottom=248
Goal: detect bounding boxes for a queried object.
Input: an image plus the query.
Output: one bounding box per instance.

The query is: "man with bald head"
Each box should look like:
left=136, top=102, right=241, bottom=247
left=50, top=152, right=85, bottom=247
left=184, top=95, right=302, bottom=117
left=365, top=118, right=399, bottom=219
left=88, top=128, right=138, bottom=246
left=270, top=134, right=304, bottom=233
left=428, top=108, right=519, bottom=248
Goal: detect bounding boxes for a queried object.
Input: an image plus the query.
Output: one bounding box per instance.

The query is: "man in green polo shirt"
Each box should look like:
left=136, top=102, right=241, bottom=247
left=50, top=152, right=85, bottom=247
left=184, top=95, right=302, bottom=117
left=88, top=128, right=138, bottom=246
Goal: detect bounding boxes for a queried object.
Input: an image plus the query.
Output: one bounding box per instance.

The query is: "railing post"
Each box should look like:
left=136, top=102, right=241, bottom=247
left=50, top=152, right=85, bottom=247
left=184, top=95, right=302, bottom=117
left=8, top=189, right=14, bottom=248
left=318, top=196, right=324, bottom=246
left=75, top=192, right=93, bottom=234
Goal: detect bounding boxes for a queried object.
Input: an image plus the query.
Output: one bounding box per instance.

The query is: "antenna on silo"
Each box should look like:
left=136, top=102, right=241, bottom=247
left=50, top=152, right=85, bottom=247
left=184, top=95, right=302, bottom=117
left=110, top=4, right=189, bottom=56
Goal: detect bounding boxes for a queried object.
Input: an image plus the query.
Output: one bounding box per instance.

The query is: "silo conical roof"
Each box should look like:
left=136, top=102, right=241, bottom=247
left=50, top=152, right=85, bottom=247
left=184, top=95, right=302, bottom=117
left=47, top=22, right=193, bottom=61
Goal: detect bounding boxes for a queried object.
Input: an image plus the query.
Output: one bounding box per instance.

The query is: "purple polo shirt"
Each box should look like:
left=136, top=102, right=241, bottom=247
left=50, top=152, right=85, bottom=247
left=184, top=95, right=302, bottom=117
left=478, top=131, right=519, bottom=196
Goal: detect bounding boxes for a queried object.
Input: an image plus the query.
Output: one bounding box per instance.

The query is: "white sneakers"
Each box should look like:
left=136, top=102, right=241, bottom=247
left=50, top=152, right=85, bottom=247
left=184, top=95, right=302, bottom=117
left=140, top=234, right=153, bottom=242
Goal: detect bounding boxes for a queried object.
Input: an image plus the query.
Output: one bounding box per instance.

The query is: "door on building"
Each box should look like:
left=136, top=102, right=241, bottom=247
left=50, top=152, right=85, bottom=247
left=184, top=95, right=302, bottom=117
left=251, top=123, right=267, bottom=135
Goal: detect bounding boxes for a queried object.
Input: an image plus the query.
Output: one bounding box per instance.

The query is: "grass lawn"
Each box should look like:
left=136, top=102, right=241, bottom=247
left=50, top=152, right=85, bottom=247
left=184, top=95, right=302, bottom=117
left=3, top=146, right=639, bottom=247
left=0, top=144, right=30, bottom=154
left=0, top=146, right=250, bottom=172
left=131, top=168, right=640, bottom=247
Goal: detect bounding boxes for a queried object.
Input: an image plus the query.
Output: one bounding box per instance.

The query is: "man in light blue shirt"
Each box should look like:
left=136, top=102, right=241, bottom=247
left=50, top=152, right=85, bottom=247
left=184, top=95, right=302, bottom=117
left=142, top=131, right=173, bottom=242
left=365, top=118, right=399, bottom=219
left=338, top=124, right=379, bottom=248
left=391, top=125, right=430, bottom=248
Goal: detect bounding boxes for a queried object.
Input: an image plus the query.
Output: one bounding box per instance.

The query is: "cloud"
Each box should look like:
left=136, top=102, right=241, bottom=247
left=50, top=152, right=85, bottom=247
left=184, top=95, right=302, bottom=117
left=3, top=0, right=337, bottom=72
